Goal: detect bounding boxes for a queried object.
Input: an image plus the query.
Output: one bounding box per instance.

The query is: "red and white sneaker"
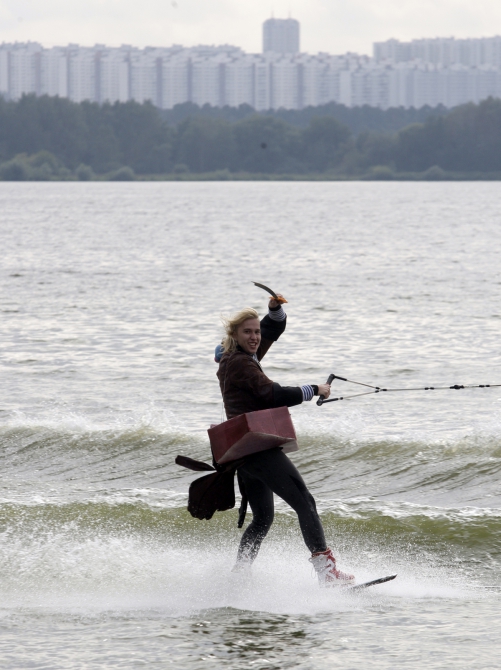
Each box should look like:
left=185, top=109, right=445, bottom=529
left=309, top=548, right=355, bottom=587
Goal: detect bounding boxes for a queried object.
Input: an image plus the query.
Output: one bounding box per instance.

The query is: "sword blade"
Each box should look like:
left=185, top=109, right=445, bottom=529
left=252, top=282, right=279, bottom=300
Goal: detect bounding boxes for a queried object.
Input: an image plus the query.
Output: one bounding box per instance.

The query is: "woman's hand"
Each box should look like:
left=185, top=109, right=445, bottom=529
left=269, top=293, right=287, bottom=308
left=317, top=384, right=331, bottom=399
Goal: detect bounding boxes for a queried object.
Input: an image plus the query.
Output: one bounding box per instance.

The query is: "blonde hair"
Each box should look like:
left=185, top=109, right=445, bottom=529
left=221, top=307, right=260, bottom=353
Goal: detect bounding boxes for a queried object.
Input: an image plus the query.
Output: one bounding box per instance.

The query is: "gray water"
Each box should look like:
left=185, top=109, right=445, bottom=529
left=1, top=181, right=500, bottom=669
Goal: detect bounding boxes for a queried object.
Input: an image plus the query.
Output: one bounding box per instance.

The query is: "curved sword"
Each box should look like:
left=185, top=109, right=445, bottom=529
left=252, top=282, right=288, bottom=303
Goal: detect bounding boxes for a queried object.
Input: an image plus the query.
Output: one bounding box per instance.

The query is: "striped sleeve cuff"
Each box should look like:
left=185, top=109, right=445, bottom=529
left=301, top=385, right=315, bottom=401
left=268, top=305, right=286, bottom=321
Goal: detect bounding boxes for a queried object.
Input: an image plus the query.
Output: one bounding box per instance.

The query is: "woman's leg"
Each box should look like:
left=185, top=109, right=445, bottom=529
left=238, top=448, right=327, bottom=555
left=236, top=469, right=274, bottom=563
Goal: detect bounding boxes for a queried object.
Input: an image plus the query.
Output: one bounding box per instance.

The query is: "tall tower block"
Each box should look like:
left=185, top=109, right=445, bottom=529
left=263, top=18, right=300, bottom=54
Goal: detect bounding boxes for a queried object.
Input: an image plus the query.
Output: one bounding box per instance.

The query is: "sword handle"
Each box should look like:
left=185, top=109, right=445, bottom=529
left=316, top=374, right=335, bottom=406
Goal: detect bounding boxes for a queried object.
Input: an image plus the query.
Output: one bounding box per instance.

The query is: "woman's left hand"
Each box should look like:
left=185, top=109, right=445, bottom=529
left=317, top=384, right=331, bottom=399
left=269, top=293, right=287, bottom=308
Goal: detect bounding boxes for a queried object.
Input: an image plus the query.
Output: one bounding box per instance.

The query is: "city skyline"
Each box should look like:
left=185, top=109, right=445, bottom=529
left=3, top=34, right=501, bottom=113
left=1, top=0, right=501, bottom=56
left=4, top=32, right=501, bottom=60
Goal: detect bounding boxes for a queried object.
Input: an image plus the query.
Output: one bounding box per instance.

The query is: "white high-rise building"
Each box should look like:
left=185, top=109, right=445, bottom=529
left=271, top=57, right=299, bottom=109
left=40, top=47, right=68, bottom=98
left=254, top=58, right=271, bottom=110
left=387, top=66, right=409, bottom=108
left=67, top=46, right=96, bottom=103
left=223, top=55, right=254, bottom=107
left=374, top=36, right=501, bottom=69
left=7, top=42, right=42, bottom=100
left=98, top=47, right=129, bottom=104
left=129, top=49, right=158, bottom=105
left=191, top=54, right=224, bottom=107
left=263, top=18, right=300, bottom=54
left=0, top=46, right=11, bottom=97
left=160, top=52, right=190, bottom=109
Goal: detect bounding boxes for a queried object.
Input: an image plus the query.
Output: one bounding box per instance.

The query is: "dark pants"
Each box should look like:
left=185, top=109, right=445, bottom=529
left=236, top=448, right=327, bottom=562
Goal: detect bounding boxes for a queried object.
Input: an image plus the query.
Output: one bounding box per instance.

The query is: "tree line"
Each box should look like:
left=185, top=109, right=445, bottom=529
left=1, top=94, right=501, bottom=179
left=159, top=100, right=448, bottom=135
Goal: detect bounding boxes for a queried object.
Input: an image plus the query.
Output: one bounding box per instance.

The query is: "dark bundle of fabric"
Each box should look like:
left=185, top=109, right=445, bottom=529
left=175, top=455, right=248, bottom=526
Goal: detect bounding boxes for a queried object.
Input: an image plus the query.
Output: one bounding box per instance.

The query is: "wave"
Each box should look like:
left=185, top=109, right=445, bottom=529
left=0, top=419, right=202, bottom=489
left=300, top=435, right=501, bottom=505
left=2, top=419, right=501, bottom=506
left=1, top=497, right=500, bottom=559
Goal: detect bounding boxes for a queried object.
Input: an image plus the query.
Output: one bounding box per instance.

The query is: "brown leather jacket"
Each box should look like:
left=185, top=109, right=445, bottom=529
left=217, top=313, right=303, bottom=419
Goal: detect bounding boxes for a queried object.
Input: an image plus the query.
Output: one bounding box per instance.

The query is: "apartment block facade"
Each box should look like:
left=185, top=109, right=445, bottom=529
left=373, top=36, right=501, bottom=68
left=1, top=33, right=501, bottom=111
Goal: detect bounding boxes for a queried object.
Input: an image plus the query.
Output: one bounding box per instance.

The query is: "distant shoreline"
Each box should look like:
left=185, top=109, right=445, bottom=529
left=135, top=171, right=501, bottom=182
left=2, top=171, right=501, bottom=182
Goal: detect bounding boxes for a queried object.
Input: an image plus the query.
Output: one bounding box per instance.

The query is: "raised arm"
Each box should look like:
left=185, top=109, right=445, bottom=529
left=257, top=297, right=287, bottom=361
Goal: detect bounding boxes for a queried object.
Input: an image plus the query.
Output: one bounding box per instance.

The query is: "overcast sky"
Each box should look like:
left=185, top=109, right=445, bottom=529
left=1, top=0, right=501, bottom=55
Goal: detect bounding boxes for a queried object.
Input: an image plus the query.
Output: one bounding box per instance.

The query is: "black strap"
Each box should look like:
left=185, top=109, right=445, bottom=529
left=175, top=455, right=215, bottom=472
left=236, top=470, right=248, bottom=528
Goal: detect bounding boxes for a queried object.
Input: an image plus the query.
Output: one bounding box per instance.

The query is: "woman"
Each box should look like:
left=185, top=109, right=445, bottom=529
left=216, top=296, right=355, bottom=586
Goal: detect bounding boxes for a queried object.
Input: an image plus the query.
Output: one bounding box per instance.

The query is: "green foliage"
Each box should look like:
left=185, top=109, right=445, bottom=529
left=109, top=166, right=136, bottom=181
left=232, top=115, right=302, bottom=173
left=2, top=96, right=89, bottom=167
left=174, top=117, right=235, bottom=172
left=394, top=98, right=501, bottom=172
left=78, top=101, right=120, bottom=172
left=160, top=102, right=256, bottom=127
left=107, top=101, right=172, bottom=173
left=0, top=95, right=171, bottom=175
left=0, top=159, right=29, bottom=181
left=395, top=122, right=441, bottom=171
left=0, top=150, right=70, bottom=180
left=365, top=165, right=395, bottom=180
left=75, top=164, right=95, bottom=181
left=1, top=94, right=501, bottom=177
left=173, top=163, right=190, bottom=174
left=160, top=100, right=449, bottom=135
left=355, top=132, right=396, bottom=170
left=423, top=166, right=446, bottom=181
left=301, top=117, right=351, bottom=171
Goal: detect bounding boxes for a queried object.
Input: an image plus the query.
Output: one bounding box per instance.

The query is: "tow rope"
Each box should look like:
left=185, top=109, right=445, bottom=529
left=316, top=373, right=501, bottom=406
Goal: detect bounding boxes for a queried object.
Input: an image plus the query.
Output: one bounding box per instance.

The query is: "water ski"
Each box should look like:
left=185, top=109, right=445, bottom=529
left=348, top=575, right=397, bottom=592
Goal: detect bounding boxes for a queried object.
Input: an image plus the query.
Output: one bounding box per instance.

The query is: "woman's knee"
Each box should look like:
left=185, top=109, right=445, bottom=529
left=287, top=476, right=319, bottom=514
left=250, top=508, right=274, bottom=532
left=306, top=491, right=318, bottom=514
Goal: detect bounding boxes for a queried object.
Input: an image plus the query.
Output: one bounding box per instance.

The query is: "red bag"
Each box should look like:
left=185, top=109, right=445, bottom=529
left=208, top=406, right=297, bottom=464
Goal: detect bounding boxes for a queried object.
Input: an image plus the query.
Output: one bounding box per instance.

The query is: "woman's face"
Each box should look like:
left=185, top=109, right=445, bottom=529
left=235, top=318, right=261, bottom=355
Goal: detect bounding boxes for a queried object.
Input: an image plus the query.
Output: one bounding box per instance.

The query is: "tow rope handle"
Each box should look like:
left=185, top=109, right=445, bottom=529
left=316, top=373, right=335, bottom=406
left=315, top=372, right=500, bottom=407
